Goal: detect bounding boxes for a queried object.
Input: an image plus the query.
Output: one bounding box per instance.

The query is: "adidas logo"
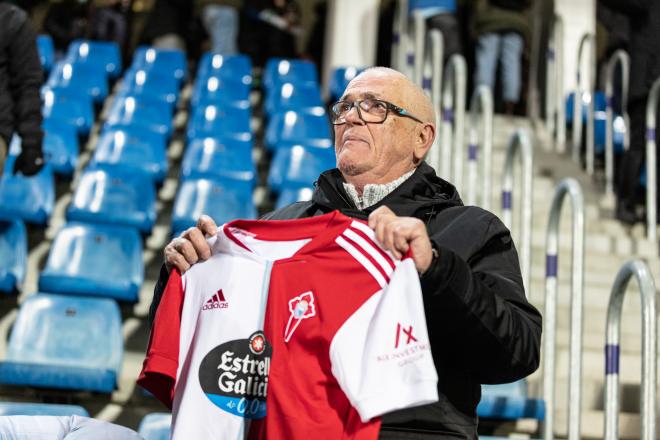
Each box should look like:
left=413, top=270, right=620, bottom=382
left=202, top=289, right=229, bottom=311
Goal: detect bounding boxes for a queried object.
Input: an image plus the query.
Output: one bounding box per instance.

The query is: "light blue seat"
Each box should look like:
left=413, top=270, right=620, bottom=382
left=565, top=91, right=607, bottom=128
left=329, top=66, right=364, bottom=101
left=131, top=46, right=187, bottom=83
left=0, top=218, right=27, bottom=293
left=118, top=68, right=180, bottom=108
left=37, top=35, right=54, bottom=73
left=42, top=87, right=94, bottom=136
left=197, top=52, right=252, bottom=85
left=276, top=186, right=315, bottom=209
left=105, top=95, right=173, bottom=138
left=90, top=127, right=168, bottom=183
left=0, top=156, right=54, bottom=225
left=39, top=222, right=143, bottom=302
left=268, top=145, right=335, bottom=193
left=190, top=75, right=250, bottom=109
left=263, top=58, right=318, bottom=91
left=265, top=109, right=333, bottom=151
left=0, top=403, right=89, bottom=417
left=65, top=39, right=122, bottom=79
left=0, top=293, right=122, bottom=393
left=138, top=413, right=171, bottom=440
left=181, top=137, right=255, bottom=185
left=186, top=103, right=252, bottom=143
left=171, top=178, right=256, bottom=236
left=264, top=82, right=324, bottom=116
left=477, top=381, right=545, bottom=421
left=67, top=167, right=156, bottom=234
left=41, top=119, right=79, bottom=175
left=46, top=61, right=108, bottom=104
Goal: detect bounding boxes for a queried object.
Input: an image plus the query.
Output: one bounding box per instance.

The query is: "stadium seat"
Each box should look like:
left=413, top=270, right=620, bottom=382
left=118, top=68, right=180, bottom=108
left=264, top=82, right=324, bottom=117
left=171, top=177, right=256, bottom=236
left=0, top=403, right=89, bottom=417
left=67, top=167, right=156, bottom=234
left=0, top=293, right=122, bottom=393
left=565, top=91, right=607, bottom=127
left=0, top=218, right=27, bottom=293
left=138, top=413, right=171, bottom=440
left=105, top=95, right=174, bottom=138
left=196, top=52, right=252, bottom=86
left=190, top=76, right=251, bottom=109
left=329, top=66, right=364, bottom=101
left=264, top=109, right=333, bottom=151
left=39, top=222, right=143, bottom=302
left=42, top=87, right=94, bottom=136
left=409, top=0, right=456, bottom=13
left=90, top=128, right=168, bottom=183
left=65, top=39, right=122, bottom=79
left=0, top=156, right=54, bottom=225
left=46, top=61, right=108, bottom=103
left=268, top=145, right=336, bottom=193
left=477, top=381, right=545, bottom=421
left=263, top=58, right=318, bottom=91
left=181, top=137, right=255, bottom=185
left=186, top=103, right=252, bottom=143
left=42, top=120, right=79, bottom=175
left=276, top=187, right=315, bottom=209
left=131, top=46, right=187, bottom=83
left=37, top=35, right=54, bottom=73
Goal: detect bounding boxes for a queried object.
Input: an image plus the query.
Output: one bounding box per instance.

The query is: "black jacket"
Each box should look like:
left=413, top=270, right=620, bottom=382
left=0, top=2, right=43, bottom=152
left=150, top=163, right=542, bottom=439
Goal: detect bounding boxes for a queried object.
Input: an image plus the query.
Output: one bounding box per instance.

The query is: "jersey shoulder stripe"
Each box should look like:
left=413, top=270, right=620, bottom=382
left=343, top=225, right=395, bottom=277
left=335, top=235, right=388, bottom=288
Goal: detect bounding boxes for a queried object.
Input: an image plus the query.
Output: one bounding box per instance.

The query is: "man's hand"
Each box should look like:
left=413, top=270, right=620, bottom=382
left=368, top=206, right=434, bottom=274
left=13, top=148, right=45, bottom=176
left=164, top=215, right=218, bottom=273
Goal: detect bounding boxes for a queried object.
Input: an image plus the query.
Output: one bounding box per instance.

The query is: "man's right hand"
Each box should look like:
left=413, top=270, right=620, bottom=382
left=164, top=215, right=218, bottom=273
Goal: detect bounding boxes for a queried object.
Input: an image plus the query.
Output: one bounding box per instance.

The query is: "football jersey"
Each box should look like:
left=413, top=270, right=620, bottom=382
left=138, top=211, right=438, bottom=440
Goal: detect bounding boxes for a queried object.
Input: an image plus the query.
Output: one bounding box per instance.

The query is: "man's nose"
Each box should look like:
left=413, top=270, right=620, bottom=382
left=344, top=104, right=364, bottom=125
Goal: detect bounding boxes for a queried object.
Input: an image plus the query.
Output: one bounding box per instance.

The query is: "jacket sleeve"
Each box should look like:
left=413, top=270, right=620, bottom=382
left=597, top=0, right=650, bottom=16
left=420, top=211, right=542, bottom=384
left=8, top=10, right=43, bottom=152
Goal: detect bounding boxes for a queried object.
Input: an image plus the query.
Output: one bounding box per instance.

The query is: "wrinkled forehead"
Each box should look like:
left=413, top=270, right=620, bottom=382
left=340, top=74, right=406, bottom=104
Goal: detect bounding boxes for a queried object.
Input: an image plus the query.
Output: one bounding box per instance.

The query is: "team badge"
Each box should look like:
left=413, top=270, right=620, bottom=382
left=284, top=291, right=316, bottom=342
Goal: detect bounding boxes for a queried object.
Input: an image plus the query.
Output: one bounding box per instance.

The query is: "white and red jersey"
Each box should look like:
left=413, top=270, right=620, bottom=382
left=138, top=211, right=438, bottom=440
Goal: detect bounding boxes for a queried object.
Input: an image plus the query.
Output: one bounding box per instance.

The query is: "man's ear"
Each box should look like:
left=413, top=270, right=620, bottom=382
left=413, top=123, right=435, bottom=162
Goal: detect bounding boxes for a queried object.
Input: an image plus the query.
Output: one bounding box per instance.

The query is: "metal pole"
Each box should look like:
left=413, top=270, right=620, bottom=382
left=646, top=77, right=660, bottom=243
left=604, top=50, right=630, bottom=197
left=546, top=15, right=565, bottom=153
left=391, top=0, right=402, bottom=69
left=542, top=178, right=585, bottom=440
left=397, top=0, right=413, bottom=78
left=424, top=30, right=444, bottom=176
left=440, top=54, right=466, bottom=188
left=412, top=10, right=426, bottom=88
left=467, top=85, right=493, bottom=210
left=572, top=34, right=596, bottom=175
left=604, top=259, right=657, bottom=440
left=500, top=129, right=533, bottom=294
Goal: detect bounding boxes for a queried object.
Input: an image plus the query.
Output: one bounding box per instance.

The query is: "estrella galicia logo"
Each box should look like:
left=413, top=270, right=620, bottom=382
left=198, top=331, right=271, bottom=419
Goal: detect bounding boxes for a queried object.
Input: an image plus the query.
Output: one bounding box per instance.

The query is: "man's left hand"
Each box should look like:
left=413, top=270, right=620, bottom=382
left=368, top=206, right=434, bottom=274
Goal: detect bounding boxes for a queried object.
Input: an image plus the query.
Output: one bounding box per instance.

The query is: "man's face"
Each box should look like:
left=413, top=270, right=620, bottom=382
left=333, top=74, right=420, bottom=183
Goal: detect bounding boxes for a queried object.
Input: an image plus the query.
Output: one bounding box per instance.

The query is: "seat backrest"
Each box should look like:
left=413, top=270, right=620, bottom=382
left=268, top=144, right=336, bottom=192
left=0, top=218, right=27, bottom=291
left=265, top=109, right=332, bottom=151
left=131, top=46, right=187, bottom=82
left=263, top=58, right=318, bottom=90
left=138, top=413, right=171, bottom=440
left=66, top=39, right=122, bottom=78
left=181, top=137, right=255, bottom=184
left=197, top=53, right=252, bottom=86
left=329, top=66, right=364, bottom=101
left=37, top=35, right=54, bottom=72
left=0, top=403, right=89, bottom=417
left=264, top=82, right=323, bottom=116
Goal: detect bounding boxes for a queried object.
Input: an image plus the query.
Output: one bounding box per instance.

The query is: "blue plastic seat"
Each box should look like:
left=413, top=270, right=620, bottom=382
left=41, top=120, right=79, bottom=175
left=264, top=82, right=324, bottom=116
left=171, top=178, right=256, bottom=235
left=37, top=35, right=54, bottom=73
left=39, top=222, right=143, bottom=302
left=138, top=413, right=171, bottom=440
left=0, top=218, right=27, bottom=293
left=265, top=109, right=333, bottom=151
left=131, top=46, right=187, bottom=83
left=477, top=381, right=545, bottom=421
left=65, top=39, right=122, bottom=79
left=0, top=156, right=54, bottom=225
left=118, top=68, right=180, bottom=108
left=565, top=91, right=607, bottom=127
left=0, top=293, right=122, bottom=393
left=46, top=61, right=108, bottom=103
left=186, top=103, right=252, bottom=143
left=67, top=167, right=156, bottom=234
left=90, top=127, right=168, bottom=183
left=329, top=66, right=364, bottom=101
left=263, top=58, right=318, bottom=90
left=105, top=95, right=174, bottom=138
left=181, top=137, right=255, bottom=185
left=268, top=145, right=335, bottom=193
left=0, top=402, right=89, bottom=416
left=409, top=0, right=456, bottom=14
left=197, top=52, right=252, bottom=85
left=276, top=187, right=315, bottom=209
left=190, top=75, right=251, bottom=109
left=42, top=87, right=94, bottom=136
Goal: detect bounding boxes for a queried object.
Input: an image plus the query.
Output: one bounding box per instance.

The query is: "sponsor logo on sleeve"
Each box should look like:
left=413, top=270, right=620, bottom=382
left=375, top=322, right=430, bottom=367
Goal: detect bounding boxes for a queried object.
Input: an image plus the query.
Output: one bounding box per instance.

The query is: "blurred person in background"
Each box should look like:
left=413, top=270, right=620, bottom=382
left=0, top=0, right=45, bottom=178
left=140, top=0, right=190, bottom=51
left=196, top=0, right=242, bottom=55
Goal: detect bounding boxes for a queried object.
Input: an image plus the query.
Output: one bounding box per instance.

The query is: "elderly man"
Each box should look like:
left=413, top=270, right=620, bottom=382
left=152, top=67, right=542, bottom=438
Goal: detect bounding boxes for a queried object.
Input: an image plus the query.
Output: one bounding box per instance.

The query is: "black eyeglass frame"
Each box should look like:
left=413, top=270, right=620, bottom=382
left=329, top=99, right=424, bottom=125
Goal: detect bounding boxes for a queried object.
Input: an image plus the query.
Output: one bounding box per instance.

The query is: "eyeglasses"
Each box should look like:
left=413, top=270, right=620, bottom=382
left=330, top=98, right=424, bottom=125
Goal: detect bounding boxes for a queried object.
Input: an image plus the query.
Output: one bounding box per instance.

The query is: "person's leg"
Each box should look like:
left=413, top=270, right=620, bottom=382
left=474, top=33, right=500, bottom=92
left=201, top=5, right=239, bottom=55
left=499, top=31, right=524, bottom=110
left=616, top=97, right=646, bottom=223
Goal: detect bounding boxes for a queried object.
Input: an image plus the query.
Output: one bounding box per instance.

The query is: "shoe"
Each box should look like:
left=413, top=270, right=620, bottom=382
left=615, top=201, right=639, bottom=225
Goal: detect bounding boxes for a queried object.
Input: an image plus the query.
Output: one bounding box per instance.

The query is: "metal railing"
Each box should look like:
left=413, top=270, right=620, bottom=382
left=501, top=129, right=533, bottom=293
left=423, top=30, right=444, bottom=176
left=440, top=54, right=466, bottom=187
left=604, top=50, right=630, bottom=197
left=604, top=259, right=657, bottom=440
left=542, top=178, right=585, bottom=440
left=645, top=77, right=660, bottom=242
left=572, top=33, right=596, bottom=175
left=392, top=0, right=413, bottom=76
left=545, top=15, right=565, bottom=153
left=466, top=85, right=493, bottom=210
left=412, top=10, right=426, bottom=87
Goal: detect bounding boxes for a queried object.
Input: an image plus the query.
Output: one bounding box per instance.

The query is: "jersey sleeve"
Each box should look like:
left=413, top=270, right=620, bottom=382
left=329, top=257, right=439, bottom=422
left=137, top=269, right=185, bottom=409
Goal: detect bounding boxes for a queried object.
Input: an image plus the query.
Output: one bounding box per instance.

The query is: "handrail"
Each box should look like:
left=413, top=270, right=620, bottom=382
left=412, top=9, right=426, bottom=87
left=500, top=129, right=532, bottom=292
left=466, top=85, right=493, bottom=210
left=391, top=0, right=408, bottom=70
left=572, top=33, right=596, bottom=175
left=423, top=29, right=444, bottom=176
left=604, top=259, right=657, bottom=440
left=542, top=178, right=585, bottom=440
left=604, top=50, right=630, bottom=197
left=440, top=54, right=466, bottom=187
left=545, top=15, right=565, bottom=153
left=645, top=77, right=660, bottom=242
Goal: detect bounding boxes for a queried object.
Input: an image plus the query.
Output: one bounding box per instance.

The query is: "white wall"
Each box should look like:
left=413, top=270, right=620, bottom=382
left=555, top=0, right=596, bottom=95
